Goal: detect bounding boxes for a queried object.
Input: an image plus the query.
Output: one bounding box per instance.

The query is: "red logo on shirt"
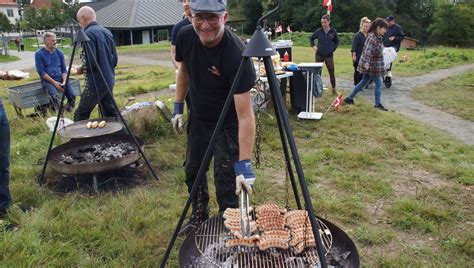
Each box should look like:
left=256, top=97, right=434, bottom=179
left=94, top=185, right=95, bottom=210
left=208, top=66, right=221, bottom=76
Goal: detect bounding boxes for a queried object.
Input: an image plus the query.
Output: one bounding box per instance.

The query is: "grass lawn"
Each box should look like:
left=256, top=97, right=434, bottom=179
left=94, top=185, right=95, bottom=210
left=411, top=71, right=474, bottom=121
left=0, top=55, right=20, bottom=63
left=0, top=43, right=473, bottom=266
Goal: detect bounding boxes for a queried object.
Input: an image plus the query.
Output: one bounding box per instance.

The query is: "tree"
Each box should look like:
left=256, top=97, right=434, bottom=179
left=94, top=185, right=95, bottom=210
left=241, top=0, right=264, bottom=34
left=429, top=3, right=474, bottom=47
left=394, top=0, right=436, bottom=42
left=0, top=12, right=13, bottom=33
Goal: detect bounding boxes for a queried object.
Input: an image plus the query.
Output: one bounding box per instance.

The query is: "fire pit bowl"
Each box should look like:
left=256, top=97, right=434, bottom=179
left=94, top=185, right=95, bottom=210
left=48, top=134, right=145, bottom=175
left=178, top=214, right=359, bottom=268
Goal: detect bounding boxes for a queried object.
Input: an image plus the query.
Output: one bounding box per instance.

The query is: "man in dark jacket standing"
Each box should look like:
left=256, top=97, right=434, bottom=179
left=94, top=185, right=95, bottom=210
left=74, top=6, right=118, bottom=121
left=310, top=15, right=339, bottom=94
left=383, top=16, right=404, bottom=86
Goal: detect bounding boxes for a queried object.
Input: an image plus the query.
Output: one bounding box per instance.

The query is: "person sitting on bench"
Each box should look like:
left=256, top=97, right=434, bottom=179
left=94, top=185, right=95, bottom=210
left=35, top=32, right=76, bottom=112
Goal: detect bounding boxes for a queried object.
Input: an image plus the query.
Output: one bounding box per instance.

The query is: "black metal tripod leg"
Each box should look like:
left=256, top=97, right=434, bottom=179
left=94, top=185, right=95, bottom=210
left=263, top=56, right=328, bottom=268
left=82, top=42, right=160, bottom=181
left=38, top=41, right=79, bottom=185
left=160, top=57, right=250, bottom=268
left=265, top=67, right=302, bottom=210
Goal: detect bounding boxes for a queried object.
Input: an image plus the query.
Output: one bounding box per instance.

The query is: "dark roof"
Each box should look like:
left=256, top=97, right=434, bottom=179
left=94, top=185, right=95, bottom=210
left=87, top=0, right=183, bottom=30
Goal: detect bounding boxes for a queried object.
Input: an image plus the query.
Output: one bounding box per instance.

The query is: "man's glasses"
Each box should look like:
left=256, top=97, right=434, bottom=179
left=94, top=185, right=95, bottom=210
left=192, top=14, right=221, bottom=24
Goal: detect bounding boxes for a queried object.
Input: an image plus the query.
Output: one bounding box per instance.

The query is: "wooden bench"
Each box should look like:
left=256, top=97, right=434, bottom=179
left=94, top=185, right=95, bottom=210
left=7, top=79, right=81, bottom=117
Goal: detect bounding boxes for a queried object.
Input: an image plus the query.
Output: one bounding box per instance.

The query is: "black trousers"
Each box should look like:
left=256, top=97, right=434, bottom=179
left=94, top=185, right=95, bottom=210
left=316, top=54, right=336, bottom=89
left=73, top=87, right=117, bottom=122
left=353, top=63, right=363, bottom=86
left=185, top=117, right=239, bottom=213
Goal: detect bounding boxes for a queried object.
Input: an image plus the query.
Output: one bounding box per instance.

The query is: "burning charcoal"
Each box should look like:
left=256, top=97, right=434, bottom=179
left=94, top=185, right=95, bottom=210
left=56, top=142, right=138, bottom=164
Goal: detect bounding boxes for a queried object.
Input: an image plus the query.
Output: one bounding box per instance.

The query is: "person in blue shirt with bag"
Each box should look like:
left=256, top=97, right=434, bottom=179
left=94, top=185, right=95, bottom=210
left=35, top=32, right=76, bottom=112
left=172, top=0, right=256, bottom=235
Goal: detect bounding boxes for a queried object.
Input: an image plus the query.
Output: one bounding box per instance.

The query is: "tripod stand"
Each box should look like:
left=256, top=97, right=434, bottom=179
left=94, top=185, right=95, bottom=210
left=160, top=1, right=327, bottom=267
left=38, top=28, right=159, bottom=185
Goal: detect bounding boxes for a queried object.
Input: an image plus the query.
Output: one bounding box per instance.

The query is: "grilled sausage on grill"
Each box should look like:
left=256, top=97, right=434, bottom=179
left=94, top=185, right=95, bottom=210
left=224, top=219, right=257, bottom=233
left=257, top=217, right=286, bottom=231
left=226, top=236, right=260, bottom=248
left=256, top=204, right=287, bottom=215
left=223, top=207, right=253, bottom=220
left=257, top=239, right=290, bottom=251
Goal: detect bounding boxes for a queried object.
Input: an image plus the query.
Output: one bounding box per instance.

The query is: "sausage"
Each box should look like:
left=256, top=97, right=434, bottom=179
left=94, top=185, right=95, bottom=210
left=257, top=239, right=289, bottom=251
left=225, top=237, right=259, bottom=248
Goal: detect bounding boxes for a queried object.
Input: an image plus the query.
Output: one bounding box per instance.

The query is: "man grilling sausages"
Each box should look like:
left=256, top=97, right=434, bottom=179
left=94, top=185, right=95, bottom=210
left=172, top=0, right=256, bottom=235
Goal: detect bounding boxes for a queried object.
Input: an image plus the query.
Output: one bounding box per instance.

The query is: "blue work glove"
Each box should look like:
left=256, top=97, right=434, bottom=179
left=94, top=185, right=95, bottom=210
left=171, top=101, right=184, bottom=134
left=234, top=160, right=256, bottom=195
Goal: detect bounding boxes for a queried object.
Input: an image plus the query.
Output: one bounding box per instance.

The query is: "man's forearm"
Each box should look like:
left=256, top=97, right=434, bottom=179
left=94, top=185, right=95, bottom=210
left=234, top=92, right=255, bottom=161
left=175, top=64, right=188, bottom=103
left=238, top=114, right=255, bottom=160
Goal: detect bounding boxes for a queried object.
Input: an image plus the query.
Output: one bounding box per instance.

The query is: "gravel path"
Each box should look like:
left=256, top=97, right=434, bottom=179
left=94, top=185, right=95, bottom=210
left=336, top=63, right=474, bottom=145
left=118, top=55, right=174, bottom=68
left=1, top=50, right=36, bottom=71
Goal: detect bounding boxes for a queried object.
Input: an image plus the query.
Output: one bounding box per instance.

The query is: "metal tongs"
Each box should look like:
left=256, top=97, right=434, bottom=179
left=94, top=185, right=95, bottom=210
left=239, top=189, right=251, bottom=237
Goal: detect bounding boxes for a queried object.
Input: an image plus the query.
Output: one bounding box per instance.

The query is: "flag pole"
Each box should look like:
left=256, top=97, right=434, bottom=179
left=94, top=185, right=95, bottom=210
left=324, top=94, right=341, bottom=115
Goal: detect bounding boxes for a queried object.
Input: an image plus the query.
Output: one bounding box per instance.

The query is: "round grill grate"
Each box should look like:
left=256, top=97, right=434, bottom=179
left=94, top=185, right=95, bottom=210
left=194, top=214, right=332, bottom=267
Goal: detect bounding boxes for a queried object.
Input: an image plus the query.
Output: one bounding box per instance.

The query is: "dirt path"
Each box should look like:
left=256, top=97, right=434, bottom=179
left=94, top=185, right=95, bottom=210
left=336, top=63, right=474, bottom=145
left=118, top=54, right=174, bottom=68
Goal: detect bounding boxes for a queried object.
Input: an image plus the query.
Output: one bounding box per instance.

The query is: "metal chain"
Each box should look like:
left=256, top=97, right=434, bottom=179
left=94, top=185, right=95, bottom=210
left=80, top=45, right=89, bottom=94
left=285, top=159, right=290, bottom=209
left=254, top=59, right=264, bottom=169
left=254, top=111, right=262, bottom=168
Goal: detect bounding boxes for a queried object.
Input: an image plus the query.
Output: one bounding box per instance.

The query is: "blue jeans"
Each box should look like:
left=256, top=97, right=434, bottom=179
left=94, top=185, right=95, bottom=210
left=41, top=80, right=76, bottom=105
left=0, top=98, right=12, bottom=211
left=347, top=74, right=383, bottom=106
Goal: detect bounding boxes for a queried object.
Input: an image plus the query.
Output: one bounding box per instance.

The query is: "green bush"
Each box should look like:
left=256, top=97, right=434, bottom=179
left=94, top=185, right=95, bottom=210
left=276, top=32, right=355, bottom=47
left=429, top=3, right=474, bottom=47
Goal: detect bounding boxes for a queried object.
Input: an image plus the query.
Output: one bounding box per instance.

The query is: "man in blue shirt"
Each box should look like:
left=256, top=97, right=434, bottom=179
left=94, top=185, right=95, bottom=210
left=35, top=32, right=76, bottom=112
left=310, top=15, right=339, bottom=95
left=74, top=6, right=118, bottom=122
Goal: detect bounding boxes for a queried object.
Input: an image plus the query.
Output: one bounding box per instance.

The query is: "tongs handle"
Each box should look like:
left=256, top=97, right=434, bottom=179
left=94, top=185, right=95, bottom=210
left=239, top=189, right=251, bottom=237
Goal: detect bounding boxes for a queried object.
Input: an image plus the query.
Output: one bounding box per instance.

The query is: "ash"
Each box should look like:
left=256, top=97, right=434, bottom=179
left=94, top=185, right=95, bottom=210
left=58, top=142, right=137, bottom=164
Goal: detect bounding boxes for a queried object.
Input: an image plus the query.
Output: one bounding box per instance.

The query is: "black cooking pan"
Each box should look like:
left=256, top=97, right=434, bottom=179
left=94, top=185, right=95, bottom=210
left=48, top=134, right=144, bottom=175
left=58, top=117, right=124, bottom=140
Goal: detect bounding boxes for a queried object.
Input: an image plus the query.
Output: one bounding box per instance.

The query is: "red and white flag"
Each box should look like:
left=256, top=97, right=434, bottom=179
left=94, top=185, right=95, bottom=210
left=334, top=94, right=343, bottom=111
left=323, top=0, right=333, bottom=12
left=287, top=25, right=293, bottom=32
left=275, top=25, right=283, bottom=33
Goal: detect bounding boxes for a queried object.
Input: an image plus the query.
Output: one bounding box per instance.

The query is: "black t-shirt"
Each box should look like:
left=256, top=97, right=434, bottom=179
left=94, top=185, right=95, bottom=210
left=171, top=18, right=191, bottom=46
left=176, top=25, right=256, bottom=125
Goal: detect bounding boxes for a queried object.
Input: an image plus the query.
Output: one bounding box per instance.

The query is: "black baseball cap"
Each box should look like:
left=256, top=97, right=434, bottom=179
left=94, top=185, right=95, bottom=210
left=189, top=0, right=227, bottom=14
left=386, top=16, right=395, bottom=21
